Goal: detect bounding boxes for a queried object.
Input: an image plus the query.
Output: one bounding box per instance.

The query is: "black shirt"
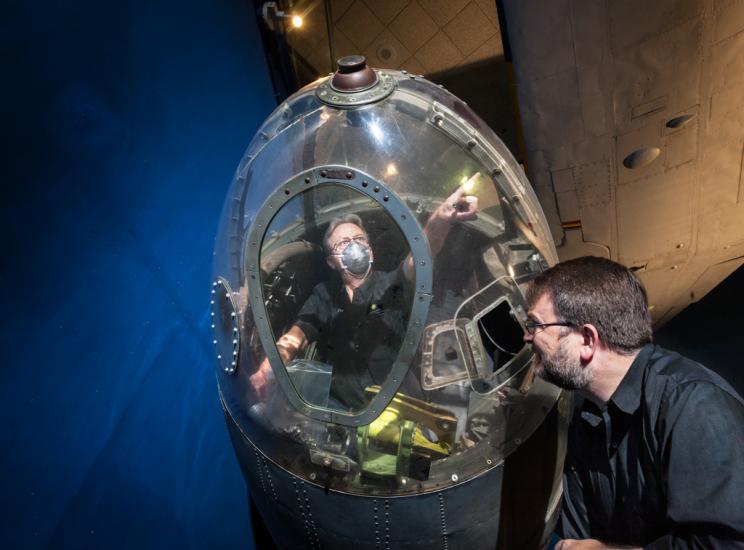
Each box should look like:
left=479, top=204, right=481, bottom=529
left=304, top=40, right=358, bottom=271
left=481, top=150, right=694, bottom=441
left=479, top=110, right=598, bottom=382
left=559, top=344, right=744, bottom=548
left=294, top=269, right=409, bottom=410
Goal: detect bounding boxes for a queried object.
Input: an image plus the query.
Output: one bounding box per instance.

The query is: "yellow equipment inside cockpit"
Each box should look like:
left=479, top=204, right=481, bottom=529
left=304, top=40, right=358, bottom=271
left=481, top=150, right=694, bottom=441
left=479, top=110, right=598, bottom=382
left=356, top=388, right=457, bottom=481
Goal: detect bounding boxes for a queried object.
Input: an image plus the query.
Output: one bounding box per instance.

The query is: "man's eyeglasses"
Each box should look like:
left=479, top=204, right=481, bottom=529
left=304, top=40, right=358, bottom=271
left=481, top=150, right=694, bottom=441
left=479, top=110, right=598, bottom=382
left=523, top=320, right=575, bottom=335
left=329, top=235, right=368, bottom=254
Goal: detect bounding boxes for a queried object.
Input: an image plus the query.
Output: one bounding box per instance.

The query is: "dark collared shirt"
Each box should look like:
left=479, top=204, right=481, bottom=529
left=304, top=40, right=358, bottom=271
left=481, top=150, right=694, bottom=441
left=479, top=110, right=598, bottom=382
left=295, top=269, right=409, bottom=410
left=559, top=344, right=744, bottom=548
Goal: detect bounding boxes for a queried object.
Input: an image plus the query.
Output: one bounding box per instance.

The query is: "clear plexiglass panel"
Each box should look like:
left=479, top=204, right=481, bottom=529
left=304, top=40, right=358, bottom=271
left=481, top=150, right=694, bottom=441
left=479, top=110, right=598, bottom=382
left=213, top=68, right=564, bottom=497
left=260, top=184, right=414, bottom=413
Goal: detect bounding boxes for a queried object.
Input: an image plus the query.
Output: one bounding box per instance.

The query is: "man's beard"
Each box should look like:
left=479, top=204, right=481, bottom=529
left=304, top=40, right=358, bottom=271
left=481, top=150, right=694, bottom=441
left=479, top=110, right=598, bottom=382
left=533, top=340, right=593, bottom=391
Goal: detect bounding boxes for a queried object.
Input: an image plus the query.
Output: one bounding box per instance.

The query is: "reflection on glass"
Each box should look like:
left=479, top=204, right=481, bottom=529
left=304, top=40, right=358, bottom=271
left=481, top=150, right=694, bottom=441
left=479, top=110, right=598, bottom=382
left=260, top=184, right=414, bottom=413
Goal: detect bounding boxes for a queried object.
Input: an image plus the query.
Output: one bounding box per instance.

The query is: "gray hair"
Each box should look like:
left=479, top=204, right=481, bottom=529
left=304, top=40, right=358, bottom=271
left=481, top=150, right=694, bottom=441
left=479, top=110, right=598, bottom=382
left=322, top=214, right=367, bottom=254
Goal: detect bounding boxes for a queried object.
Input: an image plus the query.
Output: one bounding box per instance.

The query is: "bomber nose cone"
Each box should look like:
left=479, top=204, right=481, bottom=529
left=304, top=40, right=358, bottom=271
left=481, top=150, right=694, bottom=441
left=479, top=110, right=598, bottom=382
left=331, top=55, right=377, bottom=92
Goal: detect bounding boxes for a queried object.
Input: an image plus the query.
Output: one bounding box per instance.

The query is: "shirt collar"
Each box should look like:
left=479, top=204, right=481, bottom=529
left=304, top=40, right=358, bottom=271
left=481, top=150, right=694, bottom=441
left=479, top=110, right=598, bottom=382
left=579, top=398, right=604, bottom=427
left=608, top=343, right=654, bottom=415
left=579, top=343, right=654, bottom=424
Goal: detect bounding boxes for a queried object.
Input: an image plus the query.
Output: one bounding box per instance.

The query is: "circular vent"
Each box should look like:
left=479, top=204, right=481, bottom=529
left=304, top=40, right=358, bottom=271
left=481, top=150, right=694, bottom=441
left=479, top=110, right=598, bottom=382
left=666, top=114, right=695, bottom=129
left=623, top=147, right=661, bottom=169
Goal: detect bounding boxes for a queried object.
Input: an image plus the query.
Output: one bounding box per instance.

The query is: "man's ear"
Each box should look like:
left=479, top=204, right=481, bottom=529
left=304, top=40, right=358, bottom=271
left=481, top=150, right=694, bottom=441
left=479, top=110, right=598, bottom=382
left=579, top=324, right=599, bottom=364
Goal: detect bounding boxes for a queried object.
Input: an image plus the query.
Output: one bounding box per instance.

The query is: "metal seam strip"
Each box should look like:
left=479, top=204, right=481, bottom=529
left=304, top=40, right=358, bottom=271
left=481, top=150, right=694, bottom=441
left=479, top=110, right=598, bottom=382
left=252, top=444, right=266, bottom=495
left=438, top=493, right=449, bottom=550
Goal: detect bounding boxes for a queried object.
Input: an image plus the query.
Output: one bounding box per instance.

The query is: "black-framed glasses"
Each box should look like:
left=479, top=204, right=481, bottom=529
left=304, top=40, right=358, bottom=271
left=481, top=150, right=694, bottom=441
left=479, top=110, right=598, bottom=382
left=329, top=235, right=368, bottom=254
left=524, top=320, right=575, bottom=335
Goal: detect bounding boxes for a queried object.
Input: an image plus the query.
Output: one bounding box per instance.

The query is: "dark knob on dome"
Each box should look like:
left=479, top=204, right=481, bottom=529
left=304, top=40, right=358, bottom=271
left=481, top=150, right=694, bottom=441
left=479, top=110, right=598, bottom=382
left=331, top=55, right=378, bottom=92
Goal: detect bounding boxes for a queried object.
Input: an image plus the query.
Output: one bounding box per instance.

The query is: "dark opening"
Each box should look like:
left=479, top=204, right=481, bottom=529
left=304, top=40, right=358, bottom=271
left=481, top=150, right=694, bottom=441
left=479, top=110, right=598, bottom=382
left=477, top=301, right=524, bottom=372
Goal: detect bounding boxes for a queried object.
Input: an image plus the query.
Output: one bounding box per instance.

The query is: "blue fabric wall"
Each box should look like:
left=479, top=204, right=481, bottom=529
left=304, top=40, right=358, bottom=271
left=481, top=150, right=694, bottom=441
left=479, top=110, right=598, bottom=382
left=1, top=1, right=275, bottom=548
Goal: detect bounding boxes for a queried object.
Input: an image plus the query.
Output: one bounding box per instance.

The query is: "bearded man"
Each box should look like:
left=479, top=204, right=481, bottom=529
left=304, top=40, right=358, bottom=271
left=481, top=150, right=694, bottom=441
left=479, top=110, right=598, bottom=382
left=523, top=256, right=744, bottom=549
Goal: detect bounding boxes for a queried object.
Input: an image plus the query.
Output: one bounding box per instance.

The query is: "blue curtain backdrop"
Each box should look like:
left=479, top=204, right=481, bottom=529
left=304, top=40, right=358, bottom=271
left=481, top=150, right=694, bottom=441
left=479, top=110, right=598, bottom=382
left=1, top=1, right=275, bottom=548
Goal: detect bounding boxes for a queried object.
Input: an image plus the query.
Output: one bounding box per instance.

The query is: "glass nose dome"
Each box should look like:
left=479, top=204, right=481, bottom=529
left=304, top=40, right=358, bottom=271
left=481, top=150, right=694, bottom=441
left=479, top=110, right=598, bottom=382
left=211, top=57, right=565, bottom=496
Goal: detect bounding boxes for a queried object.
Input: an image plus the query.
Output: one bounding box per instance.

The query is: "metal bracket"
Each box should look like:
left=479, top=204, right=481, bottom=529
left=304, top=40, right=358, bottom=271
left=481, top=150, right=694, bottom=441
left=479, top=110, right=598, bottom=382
left=316, top=72, right=396, bottom=108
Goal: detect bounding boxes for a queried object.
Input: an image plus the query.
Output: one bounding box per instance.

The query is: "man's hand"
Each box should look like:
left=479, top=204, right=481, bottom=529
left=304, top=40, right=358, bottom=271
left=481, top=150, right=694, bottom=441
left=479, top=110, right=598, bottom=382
left=431, top=186, right=478, bottom=224
left=250, top=359, right=274, bottom=400
left=417, top=185, right=478, bottom=265
left=556, top=540, right=607, bottom=550
left=556, top=539, right=640, bottom=550
left=249, top=325, right=307, bottom=400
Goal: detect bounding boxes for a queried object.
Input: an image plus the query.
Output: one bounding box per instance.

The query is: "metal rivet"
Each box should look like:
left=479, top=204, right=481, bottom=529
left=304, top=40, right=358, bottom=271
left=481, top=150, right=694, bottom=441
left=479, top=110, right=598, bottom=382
left=213, top=340, right=217, bottom=345
left=451, top=474, right=458, bottom=482
left=346, top=171, right=353, bottom=179
left=320, top=170, right=327, bottom=178
left=383, top=195, right=389, bottom=201
left=284, top=189, right=290, bottom=195
left=362, top=181, right=368, bottom=187
left=373, top=186, right=380, bottom=192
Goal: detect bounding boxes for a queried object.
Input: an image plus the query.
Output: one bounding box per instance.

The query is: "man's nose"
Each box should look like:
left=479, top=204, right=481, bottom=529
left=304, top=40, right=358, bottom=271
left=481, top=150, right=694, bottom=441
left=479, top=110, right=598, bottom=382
left=523, top=329, right=533, bottom=343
